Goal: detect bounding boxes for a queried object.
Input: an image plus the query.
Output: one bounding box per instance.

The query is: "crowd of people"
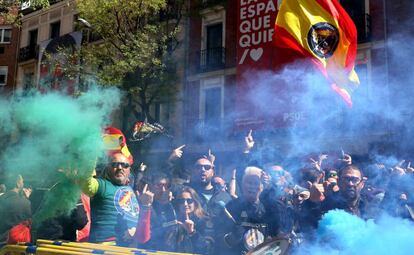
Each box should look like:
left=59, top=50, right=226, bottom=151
left=1, top=127, right=413, bottom=254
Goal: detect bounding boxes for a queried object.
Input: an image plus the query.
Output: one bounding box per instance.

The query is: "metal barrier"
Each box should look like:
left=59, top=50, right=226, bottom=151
left=0, top=240, right=196, bottom=255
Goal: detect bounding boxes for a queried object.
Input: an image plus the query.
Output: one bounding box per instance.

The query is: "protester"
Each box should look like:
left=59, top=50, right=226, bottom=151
left=144, top=172, right=179, bottom=251
left=189, top=153, right=232, bottom=215
left=6, top=122, right=414, bottom=255
left=36, top=201, right=88, bottom=241
left=322, top=165, right=367, bottom=217
left=169, top=187, right=215, bottom=254
left=221, top=167, right=282, bottom=254
left=79, top=152, right=152, bottom=246
left=0, top=174, right=32, bottom=245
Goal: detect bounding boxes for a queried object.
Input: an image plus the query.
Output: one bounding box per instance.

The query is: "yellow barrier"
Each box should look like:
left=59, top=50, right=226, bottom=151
left=37, top=244, right=129, bottom=255
left=0, top=240, right=197, bottom=255
left=0, top=244, right=89, bottom=255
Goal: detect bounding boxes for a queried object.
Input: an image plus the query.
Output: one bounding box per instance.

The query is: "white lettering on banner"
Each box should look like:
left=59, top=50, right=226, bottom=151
left=240, top=0, right=258, bottom=6
left=238, top=29, right=274, bottom=47
left=239, top=16, right=272, bottom=33
left=283, top=112, right=305, bottom=122
left=238, top=0, right=276, bottom=63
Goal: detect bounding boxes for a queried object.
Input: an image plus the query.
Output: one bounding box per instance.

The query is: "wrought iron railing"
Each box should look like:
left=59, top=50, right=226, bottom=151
left=198, top=47, right=226, bottom=72
left=19, top=45, right=38, bottom=62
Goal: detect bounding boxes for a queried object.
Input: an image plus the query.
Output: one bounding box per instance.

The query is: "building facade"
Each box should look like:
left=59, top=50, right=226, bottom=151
left=182, top=0, right=396, bottom=165
left=14, top=0, right=184, bottom=146
left=16, top=0, right=78, bottom=91
left=0, top=15, right=20, bottom=94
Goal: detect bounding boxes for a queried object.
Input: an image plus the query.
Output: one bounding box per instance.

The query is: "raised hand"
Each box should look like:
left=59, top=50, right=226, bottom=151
left=139, top=162, right=147, bottom=172
left=244, top=129, right=255, bottom=153
left=159, top=185, right=174, bottom=203
left=183, top=211, right=195, bottom=234
left=207, top=149, right=216, bottom=165
left=307, top=181, right=325, bottom=202
left=310, top=158, right=321, bottom=172
left=406, top=162, right=414, bottom=173
left=138, top=184, right=154, bottom=207
left=229, top=169, right=238, bottom=198
left=338, top=151, right=352, bottom=165
left=168, top=145, right=186, bottom=162
left=392, top=160, right=406, bottom=176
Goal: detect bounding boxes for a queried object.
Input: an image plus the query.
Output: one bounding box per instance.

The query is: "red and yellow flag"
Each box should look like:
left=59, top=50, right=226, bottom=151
left=273, top=0, right=359, bottom=107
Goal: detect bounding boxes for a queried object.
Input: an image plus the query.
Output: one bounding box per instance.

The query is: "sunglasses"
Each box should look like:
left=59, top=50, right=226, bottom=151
left=328, top=172, right=338, bottom=177
left=176, top=198, right=194, bottom=204
left=195, top=164, right=213, bottom=171
left=111, top=162, right=131, bottom=168
left=341, top=176, right=362, bottom=185
left=155, top=182, right=170, bottom=189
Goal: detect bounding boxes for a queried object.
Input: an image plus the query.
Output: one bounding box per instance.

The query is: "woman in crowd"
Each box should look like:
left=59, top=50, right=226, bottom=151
left=169, top=187, right=215, bottom=254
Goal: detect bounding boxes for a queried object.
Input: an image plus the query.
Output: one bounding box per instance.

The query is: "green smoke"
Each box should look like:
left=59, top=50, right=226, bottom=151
left=0, top=87, right=121, bottom=225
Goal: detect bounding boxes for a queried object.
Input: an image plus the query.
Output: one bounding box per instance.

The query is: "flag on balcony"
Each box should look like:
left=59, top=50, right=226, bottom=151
left=273, top=0, right=359, bottom=107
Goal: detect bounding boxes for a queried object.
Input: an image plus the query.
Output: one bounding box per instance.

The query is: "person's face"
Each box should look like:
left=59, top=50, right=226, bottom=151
left=177, top=191, right=195, bottom=216
left=151, top=178, right=170, bottom=200
left=242, top=174, right=263, bottom=203
left=339, top=169, right=364, bottom=201
left=107, top=153, right=131, bottom=185
left=192, top=158, right=214, bottom=185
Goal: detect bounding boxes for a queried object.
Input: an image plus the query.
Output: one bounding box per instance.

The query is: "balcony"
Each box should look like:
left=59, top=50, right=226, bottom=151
left=198, top=47, right=226, bottom=72
left=201, top=0, right=227, bottom=9
left=19, top=45, right=38, bottom=62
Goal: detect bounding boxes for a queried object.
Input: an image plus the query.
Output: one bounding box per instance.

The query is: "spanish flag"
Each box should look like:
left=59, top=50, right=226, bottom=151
left=273, top=0, right=359, bottom=107
left=102, top=127, right=134, bottom=164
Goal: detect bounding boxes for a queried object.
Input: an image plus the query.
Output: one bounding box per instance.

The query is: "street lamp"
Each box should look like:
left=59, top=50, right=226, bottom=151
left=77, top=18, right=92, bottom=29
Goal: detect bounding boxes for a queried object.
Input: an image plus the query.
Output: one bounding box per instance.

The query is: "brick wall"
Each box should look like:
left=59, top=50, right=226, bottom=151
left=0, top=26, right=19, bottom=93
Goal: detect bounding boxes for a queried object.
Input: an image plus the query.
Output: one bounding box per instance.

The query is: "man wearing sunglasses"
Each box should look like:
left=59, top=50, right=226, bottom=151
left=190, top=158, right=232, bottom=214
left=190, top=158, right=215, bottom=203
left=80, top=152, right=152, bottom=246
left=322, top=165, right=367, bottom=217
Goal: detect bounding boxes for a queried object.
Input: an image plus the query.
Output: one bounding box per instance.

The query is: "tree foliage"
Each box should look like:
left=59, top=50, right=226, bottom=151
left=76, top=0, right=186, bottom=126
left=0, top=0, right=50, bottom=24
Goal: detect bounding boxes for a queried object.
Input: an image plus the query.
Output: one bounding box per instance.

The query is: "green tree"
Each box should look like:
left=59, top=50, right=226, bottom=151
left=76, top=0, right=186, bottom=130
left=0, top=0, right=50, bottom=23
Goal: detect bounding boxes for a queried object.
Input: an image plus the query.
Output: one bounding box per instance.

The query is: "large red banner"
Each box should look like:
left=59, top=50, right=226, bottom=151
left=236, top=0, right=305, bottom=130
left=237, top=0, right=278, bottom=69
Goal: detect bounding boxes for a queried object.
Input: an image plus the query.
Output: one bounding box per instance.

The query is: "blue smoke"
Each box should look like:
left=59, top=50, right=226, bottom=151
left=297, top=210, right=414, bottom=255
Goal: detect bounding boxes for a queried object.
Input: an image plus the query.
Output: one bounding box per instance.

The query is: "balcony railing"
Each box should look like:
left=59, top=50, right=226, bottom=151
left=199, top=47, right=226, bottom=72
left=19, top=45, right=38, bottom=62
left=201, top=0, right=227, bottom=9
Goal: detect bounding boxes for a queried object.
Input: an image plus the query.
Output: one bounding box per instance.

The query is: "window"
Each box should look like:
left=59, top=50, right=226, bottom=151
left=206, top=23, right=222, bottom=50
left=50, top=21, right=61, bottom=39
left=150, top=102, right=170, bottom=124
left=0, top=66, right=8, bottom=86
left=0, top=28, right=11, bottom=43
left=340, top=0, right=370, bottom=42
left=206, top=23, right=224, bottom=67
left=204, top=87, right=222, bottom=122
left=29, top=29, right=38, bottom=47
left=200, top=77, right=224, bottom=123
left=200, top=8, right=226, bottom=71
